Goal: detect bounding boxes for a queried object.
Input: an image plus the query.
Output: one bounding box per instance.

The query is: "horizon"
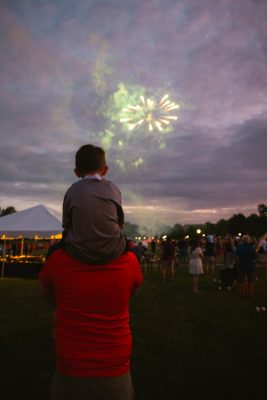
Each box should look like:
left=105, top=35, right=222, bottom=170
left=1, top=202, right=263, bottom=234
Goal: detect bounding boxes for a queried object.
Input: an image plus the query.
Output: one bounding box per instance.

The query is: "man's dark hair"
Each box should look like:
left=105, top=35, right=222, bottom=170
left=75, top=144, right=106, bottom=173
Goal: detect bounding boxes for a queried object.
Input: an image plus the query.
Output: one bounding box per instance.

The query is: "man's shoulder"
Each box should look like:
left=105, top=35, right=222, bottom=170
left=110, top=252, right=140, bottom=271
left=116, top=251, right=138, bottom=263
left=47, top=249, right=138, bottom=267
left=114, top=252, right=143, bottom=285
left=45, top=248, right=70, bottom=264
left=42, top=249, right=86, bottom=278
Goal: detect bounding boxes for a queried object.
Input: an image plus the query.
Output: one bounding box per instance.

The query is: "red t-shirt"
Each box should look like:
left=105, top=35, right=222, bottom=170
left=39, top=249, right=143, bottom=377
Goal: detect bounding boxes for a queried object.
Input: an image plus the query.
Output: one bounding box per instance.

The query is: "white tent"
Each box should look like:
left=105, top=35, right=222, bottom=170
left=0, top=204, right=62, bottom=278
left=0, top=204, right=62, bottom=237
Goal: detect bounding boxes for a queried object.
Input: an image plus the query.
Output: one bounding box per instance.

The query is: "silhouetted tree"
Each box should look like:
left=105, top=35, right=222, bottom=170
left=258, top=203, right=267, bottom=217
left=246, top=214, right=260, bottom=237
left=169, top=224, right=184, bottom=239
left=214, top=219, right=229, bottom=236
left=123, top=221, right=140, bottom=238
left=228, top=213, right=247, bottom=235
left=204, top=221, right=216, bottom=235
left=184, top=224, right=203, bottom=239
left=105, top=204, right=267, bottom=240
left=0, top=206, right=16, bottom=217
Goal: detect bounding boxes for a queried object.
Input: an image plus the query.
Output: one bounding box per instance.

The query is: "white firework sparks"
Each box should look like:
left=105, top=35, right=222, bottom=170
left=120, top=94, right=180, bottom=131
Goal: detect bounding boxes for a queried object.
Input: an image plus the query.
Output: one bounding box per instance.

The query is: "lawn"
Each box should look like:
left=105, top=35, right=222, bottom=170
left=1, top=265, right=267, bottom=399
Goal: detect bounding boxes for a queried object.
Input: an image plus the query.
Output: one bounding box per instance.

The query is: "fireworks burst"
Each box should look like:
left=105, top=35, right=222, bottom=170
left=120, top=94, right=180, bottom=131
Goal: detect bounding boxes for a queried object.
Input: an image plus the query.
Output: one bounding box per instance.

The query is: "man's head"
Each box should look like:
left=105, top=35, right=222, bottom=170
left=207, top=235, right=214, bottom=243
left=75, top=144, right=108, bottom=177
left=242, top=235, right=250, bottom=244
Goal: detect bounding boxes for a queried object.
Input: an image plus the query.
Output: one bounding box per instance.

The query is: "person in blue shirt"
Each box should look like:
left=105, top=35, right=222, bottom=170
left=236, top=235, right=257, bottom=297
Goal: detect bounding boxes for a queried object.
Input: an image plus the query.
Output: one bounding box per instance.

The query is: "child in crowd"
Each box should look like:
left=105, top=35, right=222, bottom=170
left=62, top=144, right=126, bottom=264
left=189, top=239, right=204, bottom=293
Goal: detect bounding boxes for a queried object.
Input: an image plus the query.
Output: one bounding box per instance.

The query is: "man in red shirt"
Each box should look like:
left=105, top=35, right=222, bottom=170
left=39, top=249, right=143, bottom=400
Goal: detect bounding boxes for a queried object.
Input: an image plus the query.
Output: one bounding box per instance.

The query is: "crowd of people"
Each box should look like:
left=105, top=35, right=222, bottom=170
left=130, top=233, right=266, bottom=296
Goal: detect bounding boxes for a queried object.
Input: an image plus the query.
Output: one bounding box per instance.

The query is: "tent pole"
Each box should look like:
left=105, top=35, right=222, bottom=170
left=1, top=237, right=6, bottom=279
left=20, top=236, right=24, bottom=256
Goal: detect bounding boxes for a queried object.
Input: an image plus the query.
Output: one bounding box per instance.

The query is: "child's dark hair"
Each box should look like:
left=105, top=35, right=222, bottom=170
left=75, top=144, right=106, bottom=173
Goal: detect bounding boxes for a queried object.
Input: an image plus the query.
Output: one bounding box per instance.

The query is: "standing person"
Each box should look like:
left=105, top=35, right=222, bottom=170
left=39, top=249, right=143, bottom=400
left=223, top=235, right=236, bottom=269
left=218, top=235, right=237, bottom=290
left=150, top=238, right=156, bottom=253
left=256, top=234, right=267, bottom=270
left=131, top=241, right=145, bottom=263
left=236, top=235, right=257, bottom=297
left=63, top=144, right=126, bottom=265
left=204, top=235, right=216, bottom=274
left=177, top=238, right=189, bottom=266
left=160, top=237, right=176, bottom=281
left=189, top=239, right=204, bottom=293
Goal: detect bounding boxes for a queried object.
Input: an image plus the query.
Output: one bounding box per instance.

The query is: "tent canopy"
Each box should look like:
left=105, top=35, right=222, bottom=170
left=0, top=204, right=62, bottom=238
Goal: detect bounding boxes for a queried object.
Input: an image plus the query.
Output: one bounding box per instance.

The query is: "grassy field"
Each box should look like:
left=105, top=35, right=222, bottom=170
left=1, top=264, right=267, bottom=399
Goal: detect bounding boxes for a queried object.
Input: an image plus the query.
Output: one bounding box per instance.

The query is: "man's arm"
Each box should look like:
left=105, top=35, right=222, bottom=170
left=131, top=256, right=143, bottom=296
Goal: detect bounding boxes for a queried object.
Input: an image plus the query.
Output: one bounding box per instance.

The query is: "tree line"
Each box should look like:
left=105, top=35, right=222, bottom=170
left=1, top=204, right=267, bottom=238
left=162, top=204, right=267, bottom=239
left=123, top=204, right=267, bottom=239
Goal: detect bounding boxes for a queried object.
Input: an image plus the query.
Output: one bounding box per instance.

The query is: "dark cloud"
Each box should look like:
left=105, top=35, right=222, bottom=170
left=119, top=117, right=267, bottom=210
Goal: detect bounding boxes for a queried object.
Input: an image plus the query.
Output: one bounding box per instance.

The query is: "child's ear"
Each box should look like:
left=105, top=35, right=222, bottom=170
left=74, top=168, right=81, bottom=177
left=100, top=165, right=109, bottom=176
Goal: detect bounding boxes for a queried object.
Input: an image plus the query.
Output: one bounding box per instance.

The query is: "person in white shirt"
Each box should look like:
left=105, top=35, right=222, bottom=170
left=189, top=239, right=204, bottom=293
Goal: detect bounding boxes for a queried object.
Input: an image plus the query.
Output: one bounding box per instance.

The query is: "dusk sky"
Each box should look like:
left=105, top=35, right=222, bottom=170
left=1, top=0, right=267, bottom=229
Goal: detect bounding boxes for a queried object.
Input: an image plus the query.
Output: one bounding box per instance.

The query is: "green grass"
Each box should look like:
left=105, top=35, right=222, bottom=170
left=1, top=266, right=267, bottom=399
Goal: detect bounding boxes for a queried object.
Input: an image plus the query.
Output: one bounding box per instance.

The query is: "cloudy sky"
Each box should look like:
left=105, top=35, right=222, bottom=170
left=1, top=0, right=267, bottom=229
